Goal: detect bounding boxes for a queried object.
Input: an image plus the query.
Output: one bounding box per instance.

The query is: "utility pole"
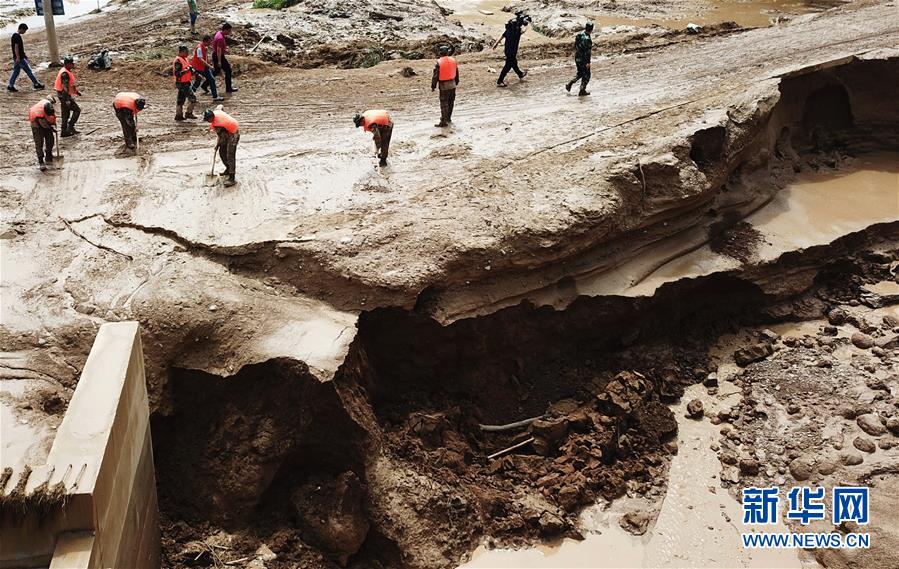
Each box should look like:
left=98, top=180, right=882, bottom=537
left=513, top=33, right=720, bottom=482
left=42, top=0, right=61, bottom=66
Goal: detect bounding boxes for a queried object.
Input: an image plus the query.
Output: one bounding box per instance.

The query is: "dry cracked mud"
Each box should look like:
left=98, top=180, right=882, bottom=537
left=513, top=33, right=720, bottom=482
left=1, top=0, right=899, bottom=568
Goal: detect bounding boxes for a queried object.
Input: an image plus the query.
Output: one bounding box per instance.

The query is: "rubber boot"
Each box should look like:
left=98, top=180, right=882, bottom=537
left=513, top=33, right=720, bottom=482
left=378, top=157, right=387, bottom=167
left=184, top=100, right=198, bottom=120
left=39, top=161, right=47, bottom=172
left=175, top=105, right=185, bottom=121
left=565, top=80, right=574, bottom=92
left=223, top=176, right=236, bottom=187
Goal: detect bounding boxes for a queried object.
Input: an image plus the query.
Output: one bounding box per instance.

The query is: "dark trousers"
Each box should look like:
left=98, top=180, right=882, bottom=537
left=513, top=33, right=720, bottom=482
left=439, top=88, right=456, bottom=124
left=218, top=132, right=239, bottom=178
left=498, top=53, right=523, bottom=84
left=115, top=107, right=137, bottom=148
left=58, top=92, right=80, bottom=133
left=176, top=82, right=197, bottom=106
left=213, top=55, right=234, bottom=92
left=372, top=123, right=393, bottom=162
left=569, top=62, right=590, bottom=92
left=192, top=67, right=218, bottom=98
left=31, top=123, right=54, bottom=163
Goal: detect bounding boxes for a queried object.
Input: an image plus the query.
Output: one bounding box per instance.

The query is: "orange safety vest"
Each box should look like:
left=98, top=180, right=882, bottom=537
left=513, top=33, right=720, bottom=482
left=190, top=43, right=208, bottom=71
left=361, top=110, right=391, bottom=132
left=28, top=99, right=56, bottom=125
left=114, top=92, right=143, bottom=114
left=54, top=67, right=77, bottom=95
left=209, top=110, right=239, bottom=134
left=437, top=56, right=457, bottom=81
left=173, top=56, right=193, bottom=84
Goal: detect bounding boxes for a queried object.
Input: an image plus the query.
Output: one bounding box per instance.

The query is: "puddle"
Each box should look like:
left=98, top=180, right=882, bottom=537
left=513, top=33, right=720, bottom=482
left=440, top=0, right=843, bottom=33
left=0, top=0, right=112, bottom=35
left=621, top=151, right=899, bottom=297
left=461, top=381, right=802, bottom=568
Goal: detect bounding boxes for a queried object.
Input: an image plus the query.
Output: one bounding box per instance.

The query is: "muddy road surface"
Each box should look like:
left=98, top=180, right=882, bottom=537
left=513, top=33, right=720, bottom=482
left=2, top=0, right=899, bottom=567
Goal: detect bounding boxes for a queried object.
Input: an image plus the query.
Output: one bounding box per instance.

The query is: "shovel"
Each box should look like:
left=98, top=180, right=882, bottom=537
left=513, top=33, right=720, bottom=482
left=134, top=115, right=139, bottom=154
left=206, top=143, right=220, bottom=183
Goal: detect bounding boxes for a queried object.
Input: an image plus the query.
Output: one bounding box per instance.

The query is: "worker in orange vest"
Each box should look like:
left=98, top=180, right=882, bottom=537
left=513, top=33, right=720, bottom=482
left=112, top=92, right=147, bottom=152
left=203, top=107, right=239, bottom=186
left=190, top=35, right=223, bottom=102
left=353, top=110, right=393, bottom=167
left=431, top=45, right=459, bottom=128
left=54, top=56, right=81, bottom=137
left=173, top=45, right=197, bottom=121
left=28, top=97, right=56, bottom=171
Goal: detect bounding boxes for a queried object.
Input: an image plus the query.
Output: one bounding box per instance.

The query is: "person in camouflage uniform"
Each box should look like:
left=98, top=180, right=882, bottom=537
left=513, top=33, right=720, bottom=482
left=565, top=22, right=594, bottom=96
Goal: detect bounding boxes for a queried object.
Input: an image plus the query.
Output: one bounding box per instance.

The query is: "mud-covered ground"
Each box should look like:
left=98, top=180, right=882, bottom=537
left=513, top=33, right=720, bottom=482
left=2, top=0, right=899, bottom=567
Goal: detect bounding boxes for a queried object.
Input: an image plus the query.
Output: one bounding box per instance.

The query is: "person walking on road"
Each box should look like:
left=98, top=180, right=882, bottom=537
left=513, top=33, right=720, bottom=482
left=353, top=110, right=392, bottom=167
left=431, top=46, right=459, bottom=127
left=7, top=24, right=45, bottom=92
left=28, top=97, right=56, bottom=170
left=55, top=56, right=81, bottom=136
left=113, top=92, right=146, bottom=152
left=173, top=45, right=197, bottom=121
left=187, top=0, right=199, bottom=35
left=493, top=11, right=530, bottom=87
left=565, top=22, right=594, bottom=96
left=204, top=107, right=239, bottom=187
left=191, top=35, right=223, bottom=101
left=212, top=22, right=238, bottom=94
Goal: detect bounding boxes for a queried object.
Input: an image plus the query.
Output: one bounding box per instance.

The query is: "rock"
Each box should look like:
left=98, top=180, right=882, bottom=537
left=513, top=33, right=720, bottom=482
left=875, top=334, right=899, bottom=349
left=703, top=372, right=718, bottom=387
left=878, top=438, right=893, bottom=450
left=538, top=511, right=566, bottom=535
left=255, top=544, right=276, bottom=562
left=739, top=457, right=760, bottom=475
left=856, top=414, right=886, bottom=436
left=840, top=451, right=864, bottom=466
left=686, top=399, right=704, bottom=419
left=835, top=403, right=857, bottom=419
left=663, top=440, right=679, bottom=455
left=734, top=343, right=773, bottom=367
left=619, top=510, right=652, bottom=536
left=787, top=403, right=801, bottom=415
left=761, top=329, right=780, bottom=341
left=788, top=456, right=815, bottom=481
left=827, top=307, right=848, bottom=325
left=208, top=304, right=218, bottom=312
left=886, top=416, right=899, bottom=435
left=720, top=452, right=737, bottom=465
left=883, top=314, right=899, bottom=329
left=292, top=471, right=369, bottom=563
left=531, top=417, right=569, bottom=443
left=850, top=332, right=875, bottom=349
left=817, top=456, right=839, bottom=475
left=822, top=325, right=838, bottom=336
left=400, top=66, right=416, bottom=77
left=853, top=436, right=876, bottom=453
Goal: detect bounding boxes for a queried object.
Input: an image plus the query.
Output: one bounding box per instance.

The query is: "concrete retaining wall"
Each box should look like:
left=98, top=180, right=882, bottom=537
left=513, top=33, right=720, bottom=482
left=0, top=322, right=159, bottom=569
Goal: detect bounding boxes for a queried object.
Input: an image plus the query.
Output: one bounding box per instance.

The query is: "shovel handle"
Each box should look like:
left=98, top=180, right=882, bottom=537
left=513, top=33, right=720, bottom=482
left=211, top=143, right=219, bottom=176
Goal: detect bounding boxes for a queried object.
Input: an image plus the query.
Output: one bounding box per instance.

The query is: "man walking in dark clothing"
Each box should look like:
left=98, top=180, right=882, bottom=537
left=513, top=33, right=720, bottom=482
left=212, top=22, right=238, bottom=94
left=7, top=24, right=44, bottom=92
left=566, top=22, right=594, bottom=96
left=493, top=11, right=530, bottom=87
left=431, top=46, right=459, bottom=127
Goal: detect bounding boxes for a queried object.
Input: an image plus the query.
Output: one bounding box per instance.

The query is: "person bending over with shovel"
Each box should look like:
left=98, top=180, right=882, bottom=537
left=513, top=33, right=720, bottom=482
left=204, top=107, right=239, bottom=187
left=28, top=97, right=56, bottom=171
left=113, top=92, right=146, bottom=153
left=353, top=110, right=392, bottom=167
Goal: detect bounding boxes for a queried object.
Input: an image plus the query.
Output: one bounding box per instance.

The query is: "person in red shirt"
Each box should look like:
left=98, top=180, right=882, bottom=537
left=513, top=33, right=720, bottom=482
left=353, top=110, right=393, bottom=167
left=204, top=107, right=239, bottom=186
left=28, top=97, right=56, bottom=170
left=212, top=23, right=237, bottom=94
left=191, top=35, right=223, bottom=101
left=112, top=92, right=146, bottom=152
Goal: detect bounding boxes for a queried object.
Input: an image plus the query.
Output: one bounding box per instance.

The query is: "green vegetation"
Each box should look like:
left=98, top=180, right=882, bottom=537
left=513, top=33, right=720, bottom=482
left=252, top=0, right=299, bottom=9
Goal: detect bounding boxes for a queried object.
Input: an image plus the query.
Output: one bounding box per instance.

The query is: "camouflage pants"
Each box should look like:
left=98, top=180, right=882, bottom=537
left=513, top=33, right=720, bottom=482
left=372, top=123, right=392, bottom=161
left=114, top=107, right=137, bottom=148
left=218, top=132, right=240, bottom=179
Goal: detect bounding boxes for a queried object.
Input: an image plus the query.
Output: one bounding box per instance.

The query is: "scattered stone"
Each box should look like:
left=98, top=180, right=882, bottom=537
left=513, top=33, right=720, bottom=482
left=400, top=66, right=416, bottom=77
left=817, top=456, right=839, bottom=475
left=839, top=451, right=864, bottom=466
left=883, top=314, right=899, bottom=329
left=734, top=343, right=774, bottom=367
left=835, top=403, right=857, bottom=419
left=852, top=436, right=876, bottom=453
left=827, top=307, right=848, bottom=325
left=619, top=510, right=652, bottom=536
left=703, top=372, right=718, bottom=387
left=878, top=438, right=893, bottom=450
left=739, top=457, right=760, bottom=476
left=208, top=304, right=219, bottom=312
left=786, top=403, right=801, bottom=415
left=663, top=440, right=679, bottom=455
left=788, top=456, right=815, bottom=481
left=875, top=334, right=899, bottom=349
left=886, top=416, right=899, bottom=435
left=686, top=399, right=704, bottom=419
left=850, top=332, right=874, bottom=349
left=720, top=452, right=737, bottom=465
left=856, top=414, right=887, bottom=436
left=822, top=325, right=838, bottom=336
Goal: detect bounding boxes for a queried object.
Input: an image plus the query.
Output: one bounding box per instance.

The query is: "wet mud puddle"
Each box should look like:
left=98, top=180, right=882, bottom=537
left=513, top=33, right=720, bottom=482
left=626, top=152, right=899, bottom=297
left=461, top=377, right=802, bottom=568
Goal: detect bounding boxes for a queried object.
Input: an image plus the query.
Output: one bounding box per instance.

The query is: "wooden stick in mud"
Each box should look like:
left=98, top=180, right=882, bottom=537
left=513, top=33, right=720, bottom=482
left=487, top=437, right=535, bottom=460
left=479, top=415, right=543, bottom=432
left=250, top=35, right=267, bottom=52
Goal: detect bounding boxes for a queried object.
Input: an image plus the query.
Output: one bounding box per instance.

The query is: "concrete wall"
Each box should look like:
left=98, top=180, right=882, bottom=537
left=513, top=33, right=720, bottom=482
left=0, top=322, right=159, bottom=569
